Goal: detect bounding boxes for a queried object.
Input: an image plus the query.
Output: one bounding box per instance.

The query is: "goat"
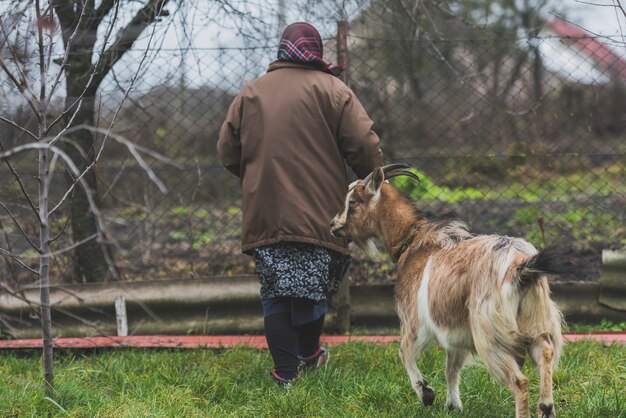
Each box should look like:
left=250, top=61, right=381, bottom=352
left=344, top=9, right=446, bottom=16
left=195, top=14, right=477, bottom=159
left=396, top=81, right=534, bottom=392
left=330, top=164, right=564, bottom=418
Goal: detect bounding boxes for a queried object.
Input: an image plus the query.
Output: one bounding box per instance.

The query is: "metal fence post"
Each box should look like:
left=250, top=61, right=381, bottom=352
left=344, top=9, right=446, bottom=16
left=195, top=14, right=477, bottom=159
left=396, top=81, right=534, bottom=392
left=334, top=19, right=351, bottom=333
left=115, top=296, right=128, bottom=337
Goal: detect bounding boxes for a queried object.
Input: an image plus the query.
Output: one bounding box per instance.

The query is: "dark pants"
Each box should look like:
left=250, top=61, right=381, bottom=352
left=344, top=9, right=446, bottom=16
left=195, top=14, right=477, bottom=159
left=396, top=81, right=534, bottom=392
left=263, top=298, right=326, bottom=380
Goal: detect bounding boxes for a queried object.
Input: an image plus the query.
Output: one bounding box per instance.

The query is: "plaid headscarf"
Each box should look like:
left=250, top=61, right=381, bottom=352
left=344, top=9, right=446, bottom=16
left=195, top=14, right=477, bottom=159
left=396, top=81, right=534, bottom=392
left=277, top=22, right=344, bottom=76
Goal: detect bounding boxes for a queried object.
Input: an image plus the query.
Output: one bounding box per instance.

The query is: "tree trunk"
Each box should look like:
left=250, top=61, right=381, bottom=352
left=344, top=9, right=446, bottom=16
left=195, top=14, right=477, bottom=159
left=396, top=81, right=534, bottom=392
left=62, top=91, right=112, bottom=283
left=38, top=147, right=54, bottom=395
left=52, top=0, right=171, bottom=282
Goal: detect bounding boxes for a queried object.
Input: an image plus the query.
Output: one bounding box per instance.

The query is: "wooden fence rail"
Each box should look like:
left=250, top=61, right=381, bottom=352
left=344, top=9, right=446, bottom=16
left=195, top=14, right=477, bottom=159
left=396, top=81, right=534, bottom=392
left=1, top=250, right=625, bottom=339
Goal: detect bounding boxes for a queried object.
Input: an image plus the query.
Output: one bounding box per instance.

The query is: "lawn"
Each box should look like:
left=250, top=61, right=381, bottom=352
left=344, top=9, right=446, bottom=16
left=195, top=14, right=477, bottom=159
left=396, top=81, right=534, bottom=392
left=1, top=341, right=624, bottom=417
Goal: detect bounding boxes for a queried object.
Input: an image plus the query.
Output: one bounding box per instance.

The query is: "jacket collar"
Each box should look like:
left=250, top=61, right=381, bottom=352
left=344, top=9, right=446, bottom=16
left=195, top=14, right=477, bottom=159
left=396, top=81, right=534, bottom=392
left=267, top=61, right=326, bottom=73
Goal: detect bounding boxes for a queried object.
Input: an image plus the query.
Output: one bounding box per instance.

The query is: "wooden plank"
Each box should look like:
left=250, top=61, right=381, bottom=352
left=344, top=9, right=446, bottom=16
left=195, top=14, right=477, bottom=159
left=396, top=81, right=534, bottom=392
left=562, top=331, right=626, bottom=344
left=115, top=296, right=128, bottom=337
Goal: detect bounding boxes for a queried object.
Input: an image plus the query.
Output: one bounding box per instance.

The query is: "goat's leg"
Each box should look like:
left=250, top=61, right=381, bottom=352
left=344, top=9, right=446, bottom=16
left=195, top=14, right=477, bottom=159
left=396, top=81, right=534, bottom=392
left=509, top=369, right=530, bottom=418
left=477, top=344, right=530, bottom=418
left=530, top=336, right=556, bottom=418
left=492, top=359, right=530, bottom=418
left=399, top=331, right=435, bottom=406
left=445, top=349, right=469, bottom=411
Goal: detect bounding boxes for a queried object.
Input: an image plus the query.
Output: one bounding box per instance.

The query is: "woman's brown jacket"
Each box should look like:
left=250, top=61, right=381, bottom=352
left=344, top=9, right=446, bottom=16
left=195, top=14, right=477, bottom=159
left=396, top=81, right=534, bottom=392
left=217, top=62, right=383, bottom=254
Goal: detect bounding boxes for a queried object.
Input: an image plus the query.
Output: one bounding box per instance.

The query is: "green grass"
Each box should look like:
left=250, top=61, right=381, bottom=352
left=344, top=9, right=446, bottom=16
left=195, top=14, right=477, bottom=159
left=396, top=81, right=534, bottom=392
left=390, top=164, right=625, bottom=204
left=1, top=341, right=625, bottom=417
left=389, top=166, right=626, bottom=249
left=566, top=319, right=626, bottom=332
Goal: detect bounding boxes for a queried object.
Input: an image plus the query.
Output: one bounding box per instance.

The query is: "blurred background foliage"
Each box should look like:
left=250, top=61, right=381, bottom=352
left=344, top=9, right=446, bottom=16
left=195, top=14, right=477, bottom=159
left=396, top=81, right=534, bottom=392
left=0, top=0, right=624, bottom=285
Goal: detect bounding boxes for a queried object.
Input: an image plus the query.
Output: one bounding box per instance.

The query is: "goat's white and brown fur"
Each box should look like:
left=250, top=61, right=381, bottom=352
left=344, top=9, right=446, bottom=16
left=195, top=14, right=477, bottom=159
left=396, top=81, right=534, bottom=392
left=330, top=165, right=563, bottom=418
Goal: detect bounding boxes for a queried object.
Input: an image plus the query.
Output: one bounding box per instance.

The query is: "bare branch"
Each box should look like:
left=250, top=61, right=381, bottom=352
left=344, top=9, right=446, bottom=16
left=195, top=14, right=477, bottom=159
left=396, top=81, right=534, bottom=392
left=618, top=0, right=626, bottom=19
left=0, top=283, right=113, bottom=336
left=0, top=142, right=106, bottom=240
left=0, top=139, right=40, bottom=220
left=0, top=247, right=40, bottom=274
left=92, top=0, right=170, bottom=88
left=91, top=0, right=117, bottom=30
left=44, top=5, right=104, bottom=135
left=42, top=233, right=98, bottom=259
left=101, top=156, right=130, bottom=199
left=0, top=218, right=21, bottom=284
left=123, top=141, right=168, bottom=193
left=45, top=96, right=84, bottom=146
left=46, top=6, right=169, bottom=224
left=0, top=313, right=25, bottom=337
left=90, top=8, right=172, bottom=170
left=47, top=124, right=181, bottom=216
left=45, top=4, right=141, bottom=214
left=0, top=56, right=40, bottom=122
left=0, top=1, right=33, bottom=50
left=49, top=0, right=76, bottom=45
left=613, top=0, right=626, bottom=39
left=35, top=0, right=47, bottom=108
left=0, top=115, right=38, bottom=141
left=0, top=201, right=40, bottom=253
left=0, top=7, right=47, bottom=122
left=549, top=11, right=621, bottom=42
left=44, top=1, right=88, bottom=112
left=40, top=1, right=116, bottom=140
left=47, top=152, right=73, bottom=243
left=49, top=213, right=72, bottom=243
left=50, top=305, right=111, bottom=335
left=0, top=141, right=45, bottom=159
left=48, top=140, right=89, bottom=215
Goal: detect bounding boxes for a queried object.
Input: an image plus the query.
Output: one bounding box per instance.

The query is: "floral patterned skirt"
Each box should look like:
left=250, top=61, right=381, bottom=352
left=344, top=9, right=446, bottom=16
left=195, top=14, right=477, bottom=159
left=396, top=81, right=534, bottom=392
left=251, top=242, right=351, bottom=303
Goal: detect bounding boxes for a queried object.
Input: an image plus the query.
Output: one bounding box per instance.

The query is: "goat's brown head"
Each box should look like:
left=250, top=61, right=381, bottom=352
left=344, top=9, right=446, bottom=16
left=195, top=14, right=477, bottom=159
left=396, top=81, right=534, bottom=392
left=330, top=164, right=420, bottom=245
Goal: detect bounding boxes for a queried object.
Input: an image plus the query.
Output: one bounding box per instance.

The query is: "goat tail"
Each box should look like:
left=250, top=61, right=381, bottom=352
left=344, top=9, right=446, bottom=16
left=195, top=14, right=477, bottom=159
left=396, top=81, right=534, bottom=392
left=517, top=247, right=575, bottom=289
left=516, top=247, right=565, bottom=367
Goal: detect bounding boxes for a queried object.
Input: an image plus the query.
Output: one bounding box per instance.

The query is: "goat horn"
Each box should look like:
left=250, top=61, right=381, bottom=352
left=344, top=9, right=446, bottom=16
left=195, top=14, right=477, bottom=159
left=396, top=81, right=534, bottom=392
left=363, top=163, right=410, bottom=183
left=362, top=163, right=420, bottom=184
left=383, top=168, right=421, bottom=183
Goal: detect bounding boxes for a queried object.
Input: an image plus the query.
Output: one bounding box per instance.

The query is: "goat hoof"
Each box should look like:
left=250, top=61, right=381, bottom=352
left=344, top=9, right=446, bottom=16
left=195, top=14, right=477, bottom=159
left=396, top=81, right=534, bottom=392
left=446, top=401, right=462, bottom=411
left=539, top=403, right=555, bottom=418
left=421, top=386, right=435, bottom=406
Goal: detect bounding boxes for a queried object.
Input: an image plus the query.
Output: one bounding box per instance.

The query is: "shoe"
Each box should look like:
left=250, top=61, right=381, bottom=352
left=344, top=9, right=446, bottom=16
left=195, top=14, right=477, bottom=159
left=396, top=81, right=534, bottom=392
left=299, top=346, right=330, bottom=370
left=270, top=369, right=301, bottom=387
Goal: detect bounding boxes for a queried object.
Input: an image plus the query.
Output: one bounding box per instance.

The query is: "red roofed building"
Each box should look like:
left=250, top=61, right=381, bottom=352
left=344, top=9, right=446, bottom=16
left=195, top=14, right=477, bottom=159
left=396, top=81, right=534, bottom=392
left=543, top=18, right=626, bottom=83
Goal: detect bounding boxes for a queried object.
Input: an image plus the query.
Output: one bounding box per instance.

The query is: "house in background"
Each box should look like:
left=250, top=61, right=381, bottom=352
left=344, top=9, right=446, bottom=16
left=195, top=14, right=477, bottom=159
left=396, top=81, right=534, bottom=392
left=541, top=18, right=626, bottom=84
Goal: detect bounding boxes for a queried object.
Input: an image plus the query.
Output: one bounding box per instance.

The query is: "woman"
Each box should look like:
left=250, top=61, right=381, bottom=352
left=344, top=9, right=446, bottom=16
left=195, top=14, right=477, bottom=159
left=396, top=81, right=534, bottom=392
left=217, top=22, right=383, bottom=385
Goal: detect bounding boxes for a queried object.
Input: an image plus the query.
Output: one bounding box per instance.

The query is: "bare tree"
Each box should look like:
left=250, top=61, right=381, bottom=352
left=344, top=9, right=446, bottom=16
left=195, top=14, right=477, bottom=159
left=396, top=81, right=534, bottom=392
left=46, top=0, right=172, bottom=283
left=0, top=0, right=175, bottom=395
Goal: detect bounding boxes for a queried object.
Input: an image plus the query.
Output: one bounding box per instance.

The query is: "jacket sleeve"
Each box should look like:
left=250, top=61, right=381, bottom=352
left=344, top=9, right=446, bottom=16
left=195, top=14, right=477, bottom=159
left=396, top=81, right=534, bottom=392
left=336, top=90, right=384, bottom=179
left=217, top=94, right=243, bottom=177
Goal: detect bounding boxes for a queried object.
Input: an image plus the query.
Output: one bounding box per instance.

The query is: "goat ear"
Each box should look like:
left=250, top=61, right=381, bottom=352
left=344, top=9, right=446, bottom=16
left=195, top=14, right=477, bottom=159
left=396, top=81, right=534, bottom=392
left=367, top=167, right=385, bottom=195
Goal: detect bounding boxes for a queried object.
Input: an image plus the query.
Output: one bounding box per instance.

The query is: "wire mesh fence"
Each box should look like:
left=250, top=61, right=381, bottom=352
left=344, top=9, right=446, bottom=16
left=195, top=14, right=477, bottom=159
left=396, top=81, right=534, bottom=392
left=1, top=22, right=624, bottom=286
